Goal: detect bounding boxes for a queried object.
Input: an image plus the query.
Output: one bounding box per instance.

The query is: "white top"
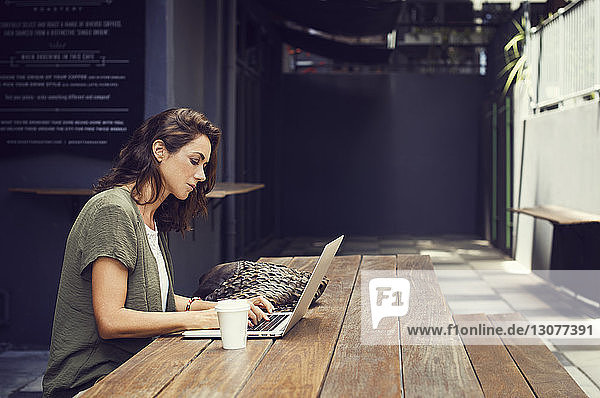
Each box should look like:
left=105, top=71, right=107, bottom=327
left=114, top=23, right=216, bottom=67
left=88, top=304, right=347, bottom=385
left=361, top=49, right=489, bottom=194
left=144, top=221, right=169, bottom=312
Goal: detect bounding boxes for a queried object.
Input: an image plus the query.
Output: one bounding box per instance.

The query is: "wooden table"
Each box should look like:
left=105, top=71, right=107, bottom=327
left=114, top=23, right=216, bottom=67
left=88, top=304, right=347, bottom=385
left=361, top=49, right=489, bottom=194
left=9, top=183, right=265, bottom=224
left=8, top=182, right=265, bottom=199
left=82, top=255, right=587, bottom=398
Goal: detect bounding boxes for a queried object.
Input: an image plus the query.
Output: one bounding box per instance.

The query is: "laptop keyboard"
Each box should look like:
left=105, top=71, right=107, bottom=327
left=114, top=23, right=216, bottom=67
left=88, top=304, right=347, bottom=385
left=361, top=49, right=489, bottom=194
left=248, top=314, right=289, bottom=331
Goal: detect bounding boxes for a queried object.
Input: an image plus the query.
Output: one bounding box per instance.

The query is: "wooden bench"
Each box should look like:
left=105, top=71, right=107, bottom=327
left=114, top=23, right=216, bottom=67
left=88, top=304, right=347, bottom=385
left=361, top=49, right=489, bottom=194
left=512, top=204, right=600, bottom=301
left=511, top=206, right=600, bottom=271
left=82, top=255, right=587, bottom=397
left=511, top=205, right=600, bottom=225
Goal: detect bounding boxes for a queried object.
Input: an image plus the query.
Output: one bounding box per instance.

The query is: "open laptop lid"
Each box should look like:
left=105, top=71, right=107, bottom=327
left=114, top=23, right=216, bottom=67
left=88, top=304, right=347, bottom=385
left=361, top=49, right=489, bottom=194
left=282, top=235, right=344, bottom=334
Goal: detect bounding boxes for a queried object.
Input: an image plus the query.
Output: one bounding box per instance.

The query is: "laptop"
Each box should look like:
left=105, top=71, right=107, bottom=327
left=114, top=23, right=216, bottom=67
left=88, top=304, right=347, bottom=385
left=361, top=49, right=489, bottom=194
left=182, top=235, right=344, bottom=338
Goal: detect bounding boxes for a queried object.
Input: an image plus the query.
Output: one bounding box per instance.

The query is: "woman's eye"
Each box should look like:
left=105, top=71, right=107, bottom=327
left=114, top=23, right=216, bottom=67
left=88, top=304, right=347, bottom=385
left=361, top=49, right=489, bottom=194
left=190, top=159, right=200, bottom=165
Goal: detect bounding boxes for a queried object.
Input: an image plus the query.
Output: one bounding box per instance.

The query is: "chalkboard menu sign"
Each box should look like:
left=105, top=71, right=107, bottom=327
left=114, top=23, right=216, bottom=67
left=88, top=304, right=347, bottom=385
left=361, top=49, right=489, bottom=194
left=0, top=0, right=145, bottom=158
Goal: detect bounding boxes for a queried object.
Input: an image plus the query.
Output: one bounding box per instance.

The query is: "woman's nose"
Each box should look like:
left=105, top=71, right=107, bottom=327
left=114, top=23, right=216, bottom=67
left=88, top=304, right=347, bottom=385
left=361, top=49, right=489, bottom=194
left=194, top=168, right=206, bottom=182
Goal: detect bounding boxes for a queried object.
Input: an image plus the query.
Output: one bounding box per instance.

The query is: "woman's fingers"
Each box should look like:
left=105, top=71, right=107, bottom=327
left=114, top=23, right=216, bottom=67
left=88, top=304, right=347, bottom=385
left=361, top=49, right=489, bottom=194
left=247, top=301, right=268, bottom=325
left=250, top=295, right=274, bottom=313
left=247, top=305, right=259, bottom=325
left=197, top=297, right=274, bottom=328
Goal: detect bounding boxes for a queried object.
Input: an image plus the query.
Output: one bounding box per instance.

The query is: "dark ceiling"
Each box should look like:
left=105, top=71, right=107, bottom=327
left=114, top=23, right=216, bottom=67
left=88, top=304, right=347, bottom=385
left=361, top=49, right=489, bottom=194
left=256, top=0, right=533, bottom=66
left=258, top=0, right=403, bottom=36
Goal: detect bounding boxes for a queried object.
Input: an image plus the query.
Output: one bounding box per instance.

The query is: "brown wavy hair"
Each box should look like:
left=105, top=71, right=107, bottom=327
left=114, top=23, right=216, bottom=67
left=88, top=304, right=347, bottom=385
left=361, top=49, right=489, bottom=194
left=94, top=108, right=221, bottom=233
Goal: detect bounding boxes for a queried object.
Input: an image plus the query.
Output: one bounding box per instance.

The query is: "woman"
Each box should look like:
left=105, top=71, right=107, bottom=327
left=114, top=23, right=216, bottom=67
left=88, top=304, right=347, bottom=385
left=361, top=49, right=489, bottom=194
left=43, top=108, right=273, bottom=398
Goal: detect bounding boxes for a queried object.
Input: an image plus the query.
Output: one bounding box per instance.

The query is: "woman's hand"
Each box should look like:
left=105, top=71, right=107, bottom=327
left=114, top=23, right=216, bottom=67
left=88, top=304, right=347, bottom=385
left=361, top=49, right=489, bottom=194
left=246, top=296, right=275, bottom=326
left=188, top=308, right=219, bottom=329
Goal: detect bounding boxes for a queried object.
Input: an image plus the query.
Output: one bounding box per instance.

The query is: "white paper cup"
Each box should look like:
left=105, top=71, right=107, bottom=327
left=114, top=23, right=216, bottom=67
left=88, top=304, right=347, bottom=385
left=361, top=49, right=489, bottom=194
left=215, top=299, right=250, bottom=349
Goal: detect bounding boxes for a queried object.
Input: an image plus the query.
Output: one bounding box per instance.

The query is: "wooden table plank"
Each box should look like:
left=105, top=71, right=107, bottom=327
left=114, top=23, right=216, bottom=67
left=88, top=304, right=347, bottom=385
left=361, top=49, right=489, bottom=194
left=257, top=257, right=294, bottom=266
left=208, top=182, right=264, bottom=198
left=235, top=255, right=361, bottom=398
left=321, top=255, right=402, bottom=397
left=83, top=336, right=211, bottom=397
left=157, top=340, right=273, bottom=398
left=287, top=256, right=321, bottom=273
left=488, top=313, right=588, bottom=398
left=9, top=187, right=94, bottom=196
left=453, top=313, right=535, bottom=398
left=398, top=255, right=484, bottom=398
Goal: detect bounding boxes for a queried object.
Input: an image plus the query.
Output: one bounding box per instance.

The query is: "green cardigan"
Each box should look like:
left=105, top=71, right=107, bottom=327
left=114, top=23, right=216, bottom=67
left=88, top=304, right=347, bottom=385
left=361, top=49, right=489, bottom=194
left=43, top=187, right=177, bottom=398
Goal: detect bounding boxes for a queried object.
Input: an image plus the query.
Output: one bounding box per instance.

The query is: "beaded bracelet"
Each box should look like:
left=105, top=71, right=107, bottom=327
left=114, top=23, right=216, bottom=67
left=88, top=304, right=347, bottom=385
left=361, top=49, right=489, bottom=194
left=185, top=297, right=202, bottom=311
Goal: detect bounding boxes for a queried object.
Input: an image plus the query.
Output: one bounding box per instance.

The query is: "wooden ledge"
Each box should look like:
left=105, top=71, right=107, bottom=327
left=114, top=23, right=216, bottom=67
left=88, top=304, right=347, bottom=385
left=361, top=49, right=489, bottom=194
left=510, top=205, right=600, bottom=225
left=8, top=182, right=264, bottom=199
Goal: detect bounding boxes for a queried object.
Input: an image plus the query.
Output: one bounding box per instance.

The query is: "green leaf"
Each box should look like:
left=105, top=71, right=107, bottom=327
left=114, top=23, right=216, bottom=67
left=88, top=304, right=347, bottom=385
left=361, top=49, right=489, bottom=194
left=498, top=58, right=519, bottom=78
left=502, top=55, right=527, bottom=96
left=504, top=33, right=524, bottom=53
left=512, top=19, right=524, bottom=34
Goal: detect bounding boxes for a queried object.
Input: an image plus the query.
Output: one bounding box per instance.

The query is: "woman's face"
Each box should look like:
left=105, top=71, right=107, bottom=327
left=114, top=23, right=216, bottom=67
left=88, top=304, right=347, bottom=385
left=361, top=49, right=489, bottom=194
left=157, top=134, right=212, bottom=200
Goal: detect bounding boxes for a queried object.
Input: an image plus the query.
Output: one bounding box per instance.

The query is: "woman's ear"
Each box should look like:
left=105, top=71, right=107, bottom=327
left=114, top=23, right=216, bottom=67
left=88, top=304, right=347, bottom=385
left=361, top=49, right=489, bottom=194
left=152, top=140, right=166, bottom=163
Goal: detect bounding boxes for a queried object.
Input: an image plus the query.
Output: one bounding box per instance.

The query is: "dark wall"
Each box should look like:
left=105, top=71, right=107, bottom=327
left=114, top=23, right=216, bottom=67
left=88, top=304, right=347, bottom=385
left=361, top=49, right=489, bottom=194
left=0, top=0, right=277, bottom=347
left=0, top=0, right=221, bottom=347
left=281, top=73, right=485, bottom=236
left=0, top=155, right=111, bottom=347
left=0, top=1, right=166, bottom=348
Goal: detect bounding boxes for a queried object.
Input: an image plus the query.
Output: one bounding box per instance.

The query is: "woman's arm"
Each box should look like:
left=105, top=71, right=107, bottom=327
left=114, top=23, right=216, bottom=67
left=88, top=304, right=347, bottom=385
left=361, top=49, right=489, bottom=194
left=174, top=294, right=216, bottom=312
left=174, top=293, right=275, bottom=325
left=92, top=256, right=219, bottom=339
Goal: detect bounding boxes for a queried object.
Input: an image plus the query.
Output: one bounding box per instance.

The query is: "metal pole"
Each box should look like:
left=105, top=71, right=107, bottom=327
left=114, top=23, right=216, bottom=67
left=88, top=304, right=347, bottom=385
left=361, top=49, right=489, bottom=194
left=596, top=0, right=600, bottom=87
left=559, top=7, right=565, bottom=102
left=223, top=0, right=237, bottom=261
left=514, top=120, right=527, bottom=259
